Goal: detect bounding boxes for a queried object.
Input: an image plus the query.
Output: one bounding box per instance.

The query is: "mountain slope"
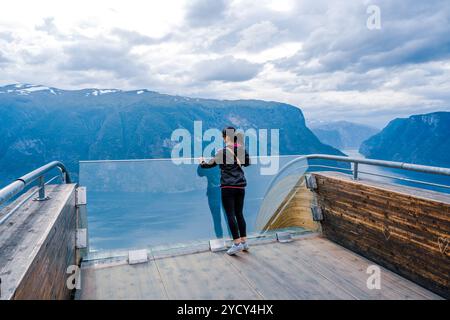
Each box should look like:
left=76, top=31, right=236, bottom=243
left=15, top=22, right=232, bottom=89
left=0, top=84, right=343, bottom=182
left=359, top=112, right=450, bottom=167
left=310, top=121, right=379, bottom=150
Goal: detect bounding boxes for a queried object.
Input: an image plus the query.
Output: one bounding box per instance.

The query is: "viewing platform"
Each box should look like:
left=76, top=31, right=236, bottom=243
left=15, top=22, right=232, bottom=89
left=76, top=233, right=441, bottom=300
left=0, top=155, right=449, bottom=300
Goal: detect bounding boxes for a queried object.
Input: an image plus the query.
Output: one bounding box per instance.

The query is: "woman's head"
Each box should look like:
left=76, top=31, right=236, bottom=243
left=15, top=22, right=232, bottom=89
left=222, top=126, right=245, bottom=146
left=222, top=126, right=237, bottom=144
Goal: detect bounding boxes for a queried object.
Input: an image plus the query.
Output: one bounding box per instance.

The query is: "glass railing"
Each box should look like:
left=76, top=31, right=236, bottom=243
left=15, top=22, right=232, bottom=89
left=79, top=154, right=450, bottom=253
left=79, top=155, right=309, bottom=252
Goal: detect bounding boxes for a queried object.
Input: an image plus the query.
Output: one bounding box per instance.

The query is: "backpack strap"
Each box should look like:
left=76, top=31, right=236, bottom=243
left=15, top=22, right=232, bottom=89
left=226, top=146, right=242, bottom=167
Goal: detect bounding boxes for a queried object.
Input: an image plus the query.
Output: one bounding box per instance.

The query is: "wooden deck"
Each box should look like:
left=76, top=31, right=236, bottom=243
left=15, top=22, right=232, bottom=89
left=313, top=172, right=450, bottom=298
left=77, top=234, right=441, bottom=300
left=0, top=184, right=77, bottom=300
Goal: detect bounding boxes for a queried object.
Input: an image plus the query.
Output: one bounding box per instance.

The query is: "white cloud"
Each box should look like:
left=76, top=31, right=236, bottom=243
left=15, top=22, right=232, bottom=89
left=194, top=56, right=262, bottom=82
left=0, top=0, right=449, bottom=127
left=236, top=21, right=279, bottom=51
left=184, top=0, right=229, bottom=27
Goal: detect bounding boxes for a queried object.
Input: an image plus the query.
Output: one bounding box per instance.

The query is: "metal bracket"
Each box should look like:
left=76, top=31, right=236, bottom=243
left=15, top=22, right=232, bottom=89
left=305, top=174, right=317, bottom=190
left=76, top=228, right=87, bottom=249
left=128, top=249, right=149, bottom=265
left=33, top=176, right=50, bottom=201
left=33, top=195, right=50, bottom=201
left=209, top=239, right=227, bottom=252
left=276, top=231, right=293, bottom=243
left=311, top=206, right=323, bottom=221
left=353, top=162, right=359, bottom=180
left=76, top=187, right=87, bottom=206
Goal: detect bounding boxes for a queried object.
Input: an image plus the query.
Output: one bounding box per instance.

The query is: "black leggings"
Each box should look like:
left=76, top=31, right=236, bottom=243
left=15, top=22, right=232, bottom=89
left=221, top=188, right=246, bottom=240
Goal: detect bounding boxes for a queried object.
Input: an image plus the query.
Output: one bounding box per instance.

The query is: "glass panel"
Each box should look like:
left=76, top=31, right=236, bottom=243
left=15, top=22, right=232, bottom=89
left=79, top=154, right=450, bottom=253
left=255, top=157, right=309, bottom=230
left=79, top=156, right=302, bottom=251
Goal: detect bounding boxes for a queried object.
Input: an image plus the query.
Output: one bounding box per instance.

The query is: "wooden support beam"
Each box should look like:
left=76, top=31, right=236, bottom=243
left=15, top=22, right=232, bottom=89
left=313, top=172, right=449, bottom=299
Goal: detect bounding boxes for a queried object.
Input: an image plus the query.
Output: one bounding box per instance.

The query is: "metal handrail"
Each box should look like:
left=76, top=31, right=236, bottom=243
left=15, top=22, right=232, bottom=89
left=305, top=164, right=450, bottom=190
left=265, top=154, right=450, bottom=195
left=2, top=155, right=448, bottom=222
left=0, top=161, right=72, bottom=209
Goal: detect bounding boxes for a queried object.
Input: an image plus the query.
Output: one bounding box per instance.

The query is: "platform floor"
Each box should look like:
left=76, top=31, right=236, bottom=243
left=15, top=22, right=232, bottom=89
left=77, top=235, right=441, bottom=300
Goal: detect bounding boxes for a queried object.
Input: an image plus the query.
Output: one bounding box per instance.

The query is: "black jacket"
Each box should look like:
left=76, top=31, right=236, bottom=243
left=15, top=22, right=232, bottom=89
left=200, top=145, right=250, bottom=187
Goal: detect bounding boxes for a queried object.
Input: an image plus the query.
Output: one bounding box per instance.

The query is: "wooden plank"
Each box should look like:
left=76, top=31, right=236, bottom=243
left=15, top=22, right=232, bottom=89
left=317, top=174, right=450, bottom=223
left=135, top=262, right=168, bottom=299
left=322, top=216, right=450, bottom=292
left=262, top=176, right=320, bottom=232
left=321, top=203, right=450, bottom=261
left=78, top=262, right=167, bottom=300
left=107, top=265, right=137, bottom=299
left=296, top=237, right=441, bottom=300
left=93, top=265, right=115, bottom=300
left=320, top=171, right=450, bottom=205
left=304, top=237, right=442, bottom=299
left=0, top=184, right=77, bottom=300
left=77, top=267, right=97, bottom=300
left=154, top=251, right=261, bottom=300
left=228, top=240, right=357, bottom=300
left=313, top=172, right=450, bottom=298
left=75, top=236, right=441, bottom=300
left=223, top=244, right=319, bottom=299
left=321, top=207, right=450, bottom=276
left=318, top=182, right=450, bottom=233
left=285, top=239, right=391, bottom=300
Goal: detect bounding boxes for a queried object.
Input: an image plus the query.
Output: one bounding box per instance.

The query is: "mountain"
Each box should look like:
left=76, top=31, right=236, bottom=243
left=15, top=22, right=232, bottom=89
left=309, top=121, right=379, bottom=150
left=360, top=112, right=450, bottom=167
left=0, top=84, right=343, bottom=183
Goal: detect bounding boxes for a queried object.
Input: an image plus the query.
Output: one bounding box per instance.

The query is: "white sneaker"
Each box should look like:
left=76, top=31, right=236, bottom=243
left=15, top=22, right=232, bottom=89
left=227, top=243, right=244, bottom=255
left=242, top=241, right=249, bottom=251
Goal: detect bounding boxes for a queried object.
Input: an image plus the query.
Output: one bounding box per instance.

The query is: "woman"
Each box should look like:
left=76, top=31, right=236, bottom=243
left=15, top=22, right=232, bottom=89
left=199, top=127, right=251, bottom=255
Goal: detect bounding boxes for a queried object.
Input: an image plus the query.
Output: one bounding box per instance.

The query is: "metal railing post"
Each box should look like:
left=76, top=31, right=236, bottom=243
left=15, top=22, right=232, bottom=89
left=353, top=162, right=359, bottom=180
left=264, top=154, right=450, bottom=198
left=33, top=176, right=50, bottom=201
left=0, top=161, right=71, bottom=206
left=0, top=161, right=72, bottom=224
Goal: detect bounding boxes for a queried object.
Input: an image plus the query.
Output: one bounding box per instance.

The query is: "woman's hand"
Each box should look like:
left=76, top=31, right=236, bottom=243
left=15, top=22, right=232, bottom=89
left=198, top=157, right=206, bottom=164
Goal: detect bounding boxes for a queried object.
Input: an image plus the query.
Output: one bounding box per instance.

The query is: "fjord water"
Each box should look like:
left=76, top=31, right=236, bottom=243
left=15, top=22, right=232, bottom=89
left=79, top=156, right=305, bottom=251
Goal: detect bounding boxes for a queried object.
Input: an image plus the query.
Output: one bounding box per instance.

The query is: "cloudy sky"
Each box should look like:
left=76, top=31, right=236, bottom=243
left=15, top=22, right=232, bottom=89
left=0, top=0, right=449, bottom=127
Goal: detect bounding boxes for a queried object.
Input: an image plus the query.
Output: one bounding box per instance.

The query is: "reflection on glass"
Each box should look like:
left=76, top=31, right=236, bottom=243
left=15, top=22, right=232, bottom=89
left=80, top=156, right=307, bottom=251
left=196, top=166, right=224, bottom=238
left=255, top=157, right=308, bottom=230
left=79, top=154, right=450, bottom=252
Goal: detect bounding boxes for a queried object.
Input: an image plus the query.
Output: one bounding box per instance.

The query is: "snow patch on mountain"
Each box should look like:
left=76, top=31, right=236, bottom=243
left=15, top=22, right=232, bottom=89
left=22, top=86, right=51, bottom=92
left=86, top=89, right=120, bottom=96
left=0, top=84, right=57, bottom=95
